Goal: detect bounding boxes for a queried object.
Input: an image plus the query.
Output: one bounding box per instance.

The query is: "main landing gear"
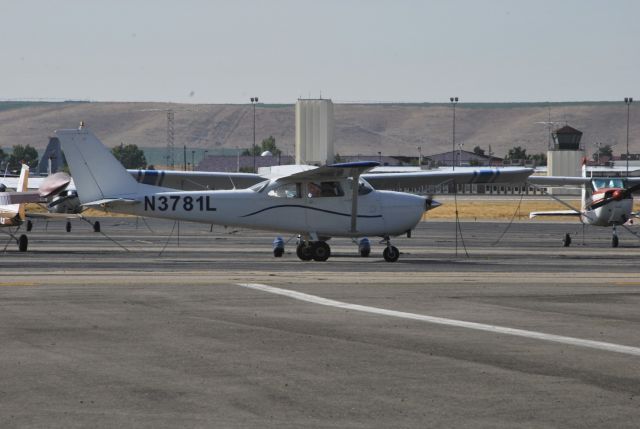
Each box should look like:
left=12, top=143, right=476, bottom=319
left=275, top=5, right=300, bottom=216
left=296, top=240, right=331, bottom=262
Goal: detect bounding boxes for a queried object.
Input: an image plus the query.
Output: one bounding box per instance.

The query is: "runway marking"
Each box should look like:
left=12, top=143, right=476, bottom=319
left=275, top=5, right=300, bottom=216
left=0, top=282, right=35, bottom=287
left=238, top=283, right=640, bottom=357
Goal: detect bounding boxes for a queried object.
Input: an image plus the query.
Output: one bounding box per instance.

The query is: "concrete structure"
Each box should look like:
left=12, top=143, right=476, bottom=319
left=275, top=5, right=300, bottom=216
left=547, top=125, right=585, bottom=195
left=428, top=150, right=503, bottom=167
left=295, top=99, right=334, bottom=165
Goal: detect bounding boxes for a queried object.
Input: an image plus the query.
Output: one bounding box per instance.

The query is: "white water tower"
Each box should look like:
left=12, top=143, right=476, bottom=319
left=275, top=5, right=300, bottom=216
left=295, top=99, right=335, bottom=165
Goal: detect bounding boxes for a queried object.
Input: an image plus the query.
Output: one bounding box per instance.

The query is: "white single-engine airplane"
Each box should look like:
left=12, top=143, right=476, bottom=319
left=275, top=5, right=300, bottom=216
left=528, top=171, right=640, bottom=247
left=56, top=127, right=533, bottom=262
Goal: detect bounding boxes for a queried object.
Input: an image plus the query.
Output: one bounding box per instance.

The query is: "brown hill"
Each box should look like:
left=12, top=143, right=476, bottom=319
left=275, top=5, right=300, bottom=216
left=0, top=101, right=636, bottom=159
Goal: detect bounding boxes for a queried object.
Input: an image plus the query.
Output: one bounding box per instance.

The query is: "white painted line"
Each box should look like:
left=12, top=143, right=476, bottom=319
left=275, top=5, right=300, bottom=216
left=238, top=283, right=640, bottom=357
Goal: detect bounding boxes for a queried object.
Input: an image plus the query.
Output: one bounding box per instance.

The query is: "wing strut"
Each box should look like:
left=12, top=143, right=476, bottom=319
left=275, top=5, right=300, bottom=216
left=350, top=173, right=360, bottom=233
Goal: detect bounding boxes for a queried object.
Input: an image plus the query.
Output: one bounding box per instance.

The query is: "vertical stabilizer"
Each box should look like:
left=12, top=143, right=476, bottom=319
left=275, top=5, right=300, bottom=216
left=17, top=164, right=29, bottom=221
left=55, top=129, right=140, bottom=203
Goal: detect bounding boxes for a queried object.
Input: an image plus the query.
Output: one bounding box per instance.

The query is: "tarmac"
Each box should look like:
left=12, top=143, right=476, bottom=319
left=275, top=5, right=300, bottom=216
left=1, top=218, right=640, bottom=428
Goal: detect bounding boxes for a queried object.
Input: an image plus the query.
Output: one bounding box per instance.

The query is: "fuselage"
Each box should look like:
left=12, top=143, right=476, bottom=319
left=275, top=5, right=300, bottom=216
left=583, top=188, right=633, bottom=226
left=106, top=178, right=426, bottom=238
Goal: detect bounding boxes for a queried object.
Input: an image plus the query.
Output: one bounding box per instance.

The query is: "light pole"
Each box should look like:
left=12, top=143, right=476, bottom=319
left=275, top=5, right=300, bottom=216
left=378, top=151, right=382, bottom=164
left=595, top=142, right=601, bottom=165
left=450, top=97, right=458, bottom=170
left=625, top=97, right=633, bottom=177
left=251, top=97, right=259, bottom=173
left=458, top=143, right=464, bottom=167
left=191, top=150, right=195, bottom=171
left=418, top=146, right=422, bottom=167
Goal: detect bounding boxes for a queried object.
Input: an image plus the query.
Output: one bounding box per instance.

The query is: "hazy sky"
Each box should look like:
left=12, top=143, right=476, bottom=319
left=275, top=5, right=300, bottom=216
left=1, top=0, right=638, bottom=104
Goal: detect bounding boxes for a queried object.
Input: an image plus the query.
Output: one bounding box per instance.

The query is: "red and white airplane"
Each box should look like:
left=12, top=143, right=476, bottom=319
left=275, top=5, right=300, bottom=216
left=528, top=169, right=640, bottom=247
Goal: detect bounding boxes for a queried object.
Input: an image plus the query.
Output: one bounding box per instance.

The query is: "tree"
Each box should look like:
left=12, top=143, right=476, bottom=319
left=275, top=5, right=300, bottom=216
left=593, top=144, right=613, bottom=162
left=472, top=146, right=485, bottom=156
left=8, top=144, right=39, bottom=170
left=111, top=143, right=147, bottom=168
left=529, top=152, right=547, bottom=166
left=242, top=136, right=281, bottom=156
left=505, top=146, right=528, bottom=161
left=260, top=136, right=281, bottom=156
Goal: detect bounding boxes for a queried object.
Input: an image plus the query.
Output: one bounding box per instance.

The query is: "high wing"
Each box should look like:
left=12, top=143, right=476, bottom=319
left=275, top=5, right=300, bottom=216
left=529, top=210, right=581, bottom=218
left=362, top=167, right=533, bottom=189
left=129, top=169, right=263, bottom=190
left=276, top=161, right=379, bottom=182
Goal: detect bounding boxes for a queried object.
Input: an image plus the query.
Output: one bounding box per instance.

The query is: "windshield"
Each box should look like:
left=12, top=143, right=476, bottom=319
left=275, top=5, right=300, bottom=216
left=592, top=178, right=625, bottom=190
left=249, top=180, right=269, bottom=192
left=346, top=177, right=374, bottom=195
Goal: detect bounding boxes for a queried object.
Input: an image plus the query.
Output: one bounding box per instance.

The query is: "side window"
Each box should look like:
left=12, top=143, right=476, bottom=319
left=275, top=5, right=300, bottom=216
left=308, top=181, right=344, bottom=198
left=268, top=183, right=301, bottom=198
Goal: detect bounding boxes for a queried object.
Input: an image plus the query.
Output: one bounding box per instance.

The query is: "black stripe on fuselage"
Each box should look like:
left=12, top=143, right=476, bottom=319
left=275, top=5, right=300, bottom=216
left=240, top=204, right=382, bottom=218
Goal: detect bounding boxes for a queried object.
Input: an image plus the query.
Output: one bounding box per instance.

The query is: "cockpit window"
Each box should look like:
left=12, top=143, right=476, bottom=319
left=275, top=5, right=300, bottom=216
left=268, top=182, right=301, bottom=198
left=592, top=178, right=625, bottom=190
left=307, top=181, right=344, bottom=198
left=346, top=178, right=374, bottom=195
left=249, top=180, right=269, bottom=193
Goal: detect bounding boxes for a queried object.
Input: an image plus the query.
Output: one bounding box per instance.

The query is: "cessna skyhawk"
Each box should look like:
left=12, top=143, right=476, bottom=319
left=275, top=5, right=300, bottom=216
left=528, top=173, right=640, bottom=247
left=56, top=127, right=533, bottom=262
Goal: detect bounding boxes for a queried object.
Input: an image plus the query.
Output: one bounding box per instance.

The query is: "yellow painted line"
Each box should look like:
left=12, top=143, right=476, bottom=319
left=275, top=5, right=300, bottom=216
left=0, top=282, right=36, bottom=287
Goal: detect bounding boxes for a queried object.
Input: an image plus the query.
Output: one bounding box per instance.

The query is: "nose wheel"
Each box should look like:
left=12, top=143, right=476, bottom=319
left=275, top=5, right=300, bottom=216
left=612, top=226, right=619, bottom=248
left=381, top=237, right=399, bottom=262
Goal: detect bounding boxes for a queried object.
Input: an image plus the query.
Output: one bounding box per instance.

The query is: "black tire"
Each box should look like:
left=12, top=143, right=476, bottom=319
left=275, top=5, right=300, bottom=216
left=612, top=235, right=619, bottom=248
left=273, top=247, right=284, bottom=257
left=360, top=248, right=370, bottom=257
left=66, top=221, right=72, bottom=233
left=383, top=245, right=399, bottom=262
left=18, top=234, right=28, bottom=252
left=296, top=244, right=312, bottom=261
left=563, top=233, right=571, bottom=247
left=311, top=241, right=331, bottom=262
left=26, top=220, right=33, bottom=232
left=93, top=221, right=101, bottom=233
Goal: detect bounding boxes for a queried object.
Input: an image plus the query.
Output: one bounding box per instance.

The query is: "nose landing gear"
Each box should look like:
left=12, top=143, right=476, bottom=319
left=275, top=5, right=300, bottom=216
left=381, top=236, right=399, bottom=262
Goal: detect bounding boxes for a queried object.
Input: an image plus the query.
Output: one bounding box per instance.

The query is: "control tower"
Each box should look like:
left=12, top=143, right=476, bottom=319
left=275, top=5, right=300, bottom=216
left=547, top=125, right=585, bottom=195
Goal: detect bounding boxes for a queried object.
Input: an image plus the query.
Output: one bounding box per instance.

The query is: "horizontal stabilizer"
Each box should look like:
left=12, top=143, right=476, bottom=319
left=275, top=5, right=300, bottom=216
left=529, top=210, right=581, bottom=219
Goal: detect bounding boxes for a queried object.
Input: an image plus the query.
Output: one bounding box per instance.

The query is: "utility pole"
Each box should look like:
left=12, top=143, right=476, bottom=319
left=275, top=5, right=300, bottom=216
left=450, top=97, right=458, bottom=170
left=251, top=97, right=259, bottom=173
left=166, top=109, right=175, bottom=169
left=625, top=97, right=633, bottom=177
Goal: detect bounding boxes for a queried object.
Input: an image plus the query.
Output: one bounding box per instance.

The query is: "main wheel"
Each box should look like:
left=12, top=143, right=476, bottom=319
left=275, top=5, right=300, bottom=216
left=383, top=245, right=399, bottom=262
left=93, top=221, right=101, bottom=233
left=66, top=221, right=72, bottom=233
left=360, top=248, right=370, bottom=257
left=563, top=233, right=571, bottom=247
left=18, top=234, right=28, bottom=252
left=311, top=241, right=331, bottom=262
left=612, top=235, right=619, bottom=248
left=273, top=247, right=284, bottom=257
left=296, top=244, right=312, bottom=261
left=26, top=220, right=33, bottom=232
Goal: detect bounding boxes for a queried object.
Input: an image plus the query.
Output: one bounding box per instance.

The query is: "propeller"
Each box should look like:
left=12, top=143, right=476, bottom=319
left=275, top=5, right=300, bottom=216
left=425, top=195, right=442, bottom=211
left=590, top=182, right=640, bottom=210
left=38, top=172, right=71, bottom=198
